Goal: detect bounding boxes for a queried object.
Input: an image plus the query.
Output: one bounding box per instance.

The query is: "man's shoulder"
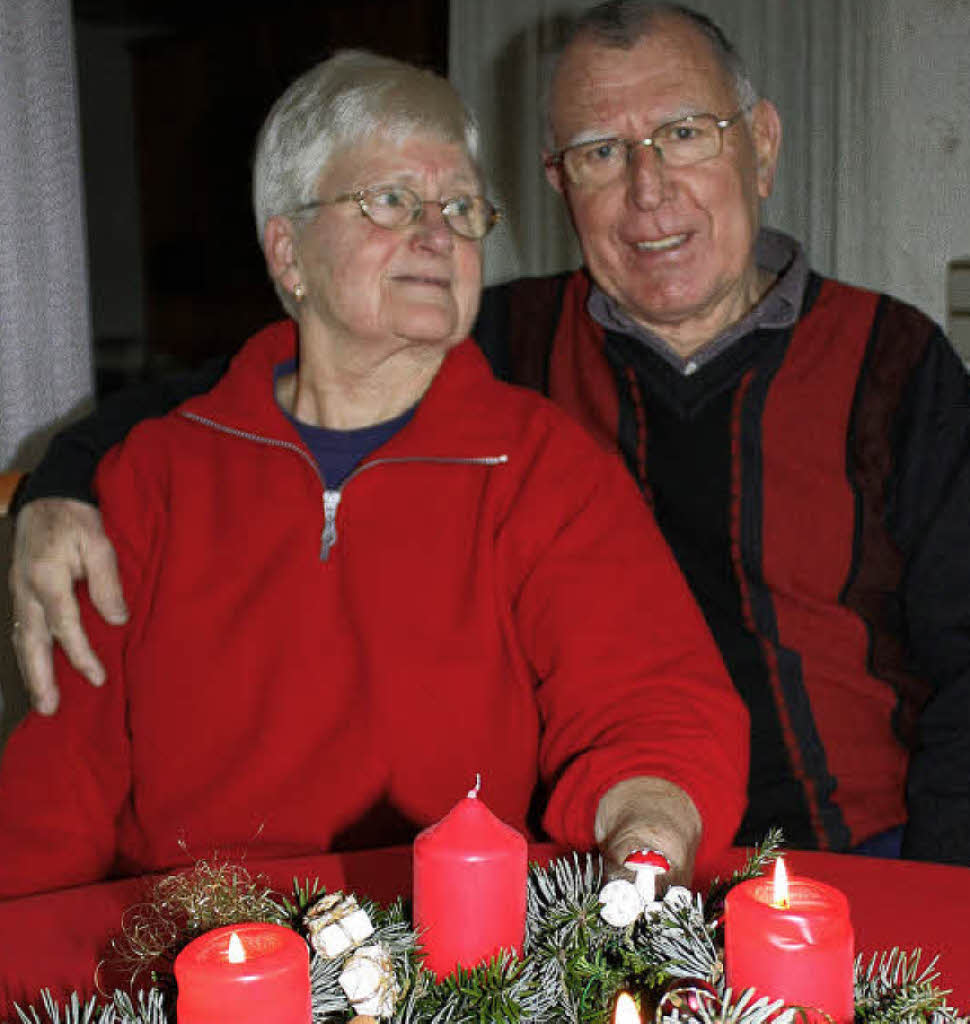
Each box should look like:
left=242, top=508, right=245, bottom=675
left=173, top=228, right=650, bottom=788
left=482, top=268, right=578, bottom=298
left=475, top=269, right=589, bottom=385
left=806, top=273, right=941, bottom=333
left=478, top=269, right=581, bottom=328
left=94, top=405, right=194, bottom=502
left=790, top=274, right=959, bottom=411
left=455, top=338, right=603, bottom=448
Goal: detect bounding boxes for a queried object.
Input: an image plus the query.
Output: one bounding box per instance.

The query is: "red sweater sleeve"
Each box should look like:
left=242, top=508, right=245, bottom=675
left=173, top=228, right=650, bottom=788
left=0, top=446, right=154, bottom=899
left=0, top=602, right=131, bottom=899
left=505, top=422, right=749, bottom=872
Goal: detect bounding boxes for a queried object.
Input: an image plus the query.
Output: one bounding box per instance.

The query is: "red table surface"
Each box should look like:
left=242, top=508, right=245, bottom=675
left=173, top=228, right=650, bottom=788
left=1, top=845, right=968, bottom=1020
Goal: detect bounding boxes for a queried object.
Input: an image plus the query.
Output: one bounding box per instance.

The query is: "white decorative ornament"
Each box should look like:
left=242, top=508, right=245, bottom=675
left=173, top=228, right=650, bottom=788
left=598, top=879, right=644, bottom=927
left=640, top=899, right=664, bottom=923
left=623, top=848, right=671, bottom=906
left=600, top=848, right=674, bottom=928
left=305, top=892, right=375, bottom=958
left=339, top=943, right=399, bottom=1018
left=662, top=885, right=693, bottom=911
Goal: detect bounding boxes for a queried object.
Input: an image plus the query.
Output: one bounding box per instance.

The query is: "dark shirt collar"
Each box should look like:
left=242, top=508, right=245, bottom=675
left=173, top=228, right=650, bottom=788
left=587, top=227, right=808, bottom=376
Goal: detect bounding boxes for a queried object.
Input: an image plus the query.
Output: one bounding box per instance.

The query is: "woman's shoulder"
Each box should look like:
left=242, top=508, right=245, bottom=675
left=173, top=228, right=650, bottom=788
left=442, top=338, right=614, bottom=456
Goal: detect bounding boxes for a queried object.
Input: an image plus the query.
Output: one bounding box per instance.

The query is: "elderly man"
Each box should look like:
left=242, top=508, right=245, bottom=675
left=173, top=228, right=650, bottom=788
left=10, top=2, right=970, bottom=863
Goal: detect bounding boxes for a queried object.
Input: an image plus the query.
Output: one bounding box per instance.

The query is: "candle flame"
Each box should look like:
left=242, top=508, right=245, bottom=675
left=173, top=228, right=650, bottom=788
left=226, top=931, right=247, bottom=964
left=614, top=992, right=641, bottom=1024
left=771, top=856, right=790, bottom=909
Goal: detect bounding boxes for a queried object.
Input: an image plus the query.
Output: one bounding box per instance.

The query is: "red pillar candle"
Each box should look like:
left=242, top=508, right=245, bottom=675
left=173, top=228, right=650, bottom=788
left=175, top=922, right=311, bottom=1024
left=413, top=777, right=527, bottom=978
left=724, top=858, right=854, bottom=1023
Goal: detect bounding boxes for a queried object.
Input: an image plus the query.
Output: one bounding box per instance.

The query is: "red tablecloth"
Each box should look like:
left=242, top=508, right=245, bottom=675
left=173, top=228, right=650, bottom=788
left=1, top=845, right=968, bottom=1019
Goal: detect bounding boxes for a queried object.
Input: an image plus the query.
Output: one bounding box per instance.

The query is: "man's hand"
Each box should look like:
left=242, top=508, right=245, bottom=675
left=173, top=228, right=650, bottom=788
left=10, top=499, right=128, bottom=714
left=594, top=776, right=703, bottom=892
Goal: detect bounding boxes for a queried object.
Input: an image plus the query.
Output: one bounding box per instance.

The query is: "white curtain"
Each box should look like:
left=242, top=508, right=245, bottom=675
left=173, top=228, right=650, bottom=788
left=712, top=0, right=880, bottom=293
left=0, top=0, right=93, bottom=471
left=450, top=0, right=587, bottom=285
left=449, top=0, right=969, bottom=328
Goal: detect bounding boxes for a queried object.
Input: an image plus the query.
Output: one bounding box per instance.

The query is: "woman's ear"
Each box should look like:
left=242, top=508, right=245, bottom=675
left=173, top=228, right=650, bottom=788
left=263, top=215, right=301, bottom=292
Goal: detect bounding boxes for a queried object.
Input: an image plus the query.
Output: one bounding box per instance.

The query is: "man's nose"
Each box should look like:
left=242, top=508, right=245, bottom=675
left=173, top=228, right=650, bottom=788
left=627, top=142, right=670, bottom=209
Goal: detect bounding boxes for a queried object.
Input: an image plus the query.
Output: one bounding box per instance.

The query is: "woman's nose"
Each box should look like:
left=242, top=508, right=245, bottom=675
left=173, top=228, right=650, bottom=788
left=413, top=202, right=454, bottom=252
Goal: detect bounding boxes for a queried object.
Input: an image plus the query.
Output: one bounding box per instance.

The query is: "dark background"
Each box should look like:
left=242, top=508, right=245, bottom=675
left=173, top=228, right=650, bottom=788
left=73, top=0, right=449, bottom=394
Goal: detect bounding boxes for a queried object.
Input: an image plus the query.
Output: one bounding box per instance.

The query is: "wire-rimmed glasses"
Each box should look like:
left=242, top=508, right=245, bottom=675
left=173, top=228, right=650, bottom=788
left=546, top=108, right=750, bottom=189
left=292, top=185, right=501, bottom=240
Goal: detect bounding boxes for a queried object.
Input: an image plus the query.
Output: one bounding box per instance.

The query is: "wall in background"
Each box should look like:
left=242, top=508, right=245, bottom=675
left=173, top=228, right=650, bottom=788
left=876, top=0, right=969, bottom=345
left=75, top=0, right=449, bottom=390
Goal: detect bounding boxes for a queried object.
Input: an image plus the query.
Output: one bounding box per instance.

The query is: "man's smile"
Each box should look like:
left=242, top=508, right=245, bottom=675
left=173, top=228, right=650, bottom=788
left=634, top=233, right=689, bottom=252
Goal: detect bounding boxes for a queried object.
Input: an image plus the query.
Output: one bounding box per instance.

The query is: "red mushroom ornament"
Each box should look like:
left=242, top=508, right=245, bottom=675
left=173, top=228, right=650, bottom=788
left=623, top=848, right=671, bottom=905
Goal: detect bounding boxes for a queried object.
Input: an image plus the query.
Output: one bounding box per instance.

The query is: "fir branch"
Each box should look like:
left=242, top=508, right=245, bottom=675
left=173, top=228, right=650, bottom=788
left=108, top=992, right=169, bottom=1024
left=524, top=854, right=624, bottom=1024
left=430, top=953, right=546, bottom=1024
left=854, top=948, right=969, bottom=1024
left=657, top=987, right=789, bottom=1024
left=309, top=950, right=352, bottom=1022
left=641, top=896, right=722, bottom=987
left=15, top=991, right=109, bottom=1024
left=704, top=828, right=785, bottom=922
left=14, top=988, right=168, bottom=1024
left=526, top=854, right=605, bottom=953
left=280, top=876, right=327, bottom=920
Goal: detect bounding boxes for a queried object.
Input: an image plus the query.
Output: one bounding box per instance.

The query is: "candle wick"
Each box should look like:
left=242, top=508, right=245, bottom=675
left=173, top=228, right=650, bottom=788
left=467, top=773, right=482, bottom=799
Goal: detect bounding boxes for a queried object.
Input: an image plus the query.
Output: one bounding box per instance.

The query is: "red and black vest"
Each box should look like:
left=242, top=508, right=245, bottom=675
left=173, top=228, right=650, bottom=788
left=474, top=268, right=953, bottom=853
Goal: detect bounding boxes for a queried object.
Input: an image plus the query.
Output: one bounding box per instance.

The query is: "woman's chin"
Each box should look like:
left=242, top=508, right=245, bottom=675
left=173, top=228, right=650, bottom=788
left=390, top=310, right=464, bottom=347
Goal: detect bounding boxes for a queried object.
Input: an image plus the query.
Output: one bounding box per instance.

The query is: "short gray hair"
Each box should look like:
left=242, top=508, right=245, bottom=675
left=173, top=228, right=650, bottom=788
left=548, top=2, right=759, bottom=138
left=252, top=49, right=482, bottom=242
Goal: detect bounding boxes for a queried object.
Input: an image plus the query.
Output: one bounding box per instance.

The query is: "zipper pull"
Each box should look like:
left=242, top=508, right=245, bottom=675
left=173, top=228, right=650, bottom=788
left=321, top=489, right=342, bottom=561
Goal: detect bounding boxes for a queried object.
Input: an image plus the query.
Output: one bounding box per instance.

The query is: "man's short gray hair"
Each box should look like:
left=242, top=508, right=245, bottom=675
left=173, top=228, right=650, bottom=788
left=252, top=49, right=482, bottom=243
left=548, top=1, right=759, bottom=134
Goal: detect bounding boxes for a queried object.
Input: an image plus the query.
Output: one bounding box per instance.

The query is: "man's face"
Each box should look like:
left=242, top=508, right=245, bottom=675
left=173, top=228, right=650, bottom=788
left=545, top=18, right=781, bottom=349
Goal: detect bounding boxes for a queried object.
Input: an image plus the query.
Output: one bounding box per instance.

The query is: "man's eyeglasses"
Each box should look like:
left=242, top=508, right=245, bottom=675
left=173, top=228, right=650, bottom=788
left=292, top=185, right=501, bottom=240
left=546, top=108, right=750, bottom=189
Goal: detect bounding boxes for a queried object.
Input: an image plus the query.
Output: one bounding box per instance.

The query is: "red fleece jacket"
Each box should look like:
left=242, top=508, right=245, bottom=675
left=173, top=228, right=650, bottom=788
left=0, top=323, right=748, bottom=899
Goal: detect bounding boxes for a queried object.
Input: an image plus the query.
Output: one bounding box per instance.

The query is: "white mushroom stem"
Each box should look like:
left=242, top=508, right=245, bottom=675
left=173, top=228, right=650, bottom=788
left=632, top=867, right=662, bottom=905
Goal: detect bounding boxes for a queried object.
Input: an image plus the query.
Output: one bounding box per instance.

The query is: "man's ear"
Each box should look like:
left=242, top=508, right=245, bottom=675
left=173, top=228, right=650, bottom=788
left=750, top=99, right=782, bottom=199
left=263, top=215, right=301, bottom=292
left=543, top=153, right=567, bottom=195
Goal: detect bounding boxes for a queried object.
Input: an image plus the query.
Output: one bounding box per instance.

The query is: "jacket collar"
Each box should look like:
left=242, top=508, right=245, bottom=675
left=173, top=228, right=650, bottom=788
left=179, top=320, right=521, bottom=457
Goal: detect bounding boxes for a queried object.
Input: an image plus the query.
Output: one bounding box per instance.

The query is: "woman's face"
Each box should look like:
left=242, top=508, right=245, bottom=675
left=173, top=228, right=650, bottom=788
left=288, top=134, right=484, bottom=359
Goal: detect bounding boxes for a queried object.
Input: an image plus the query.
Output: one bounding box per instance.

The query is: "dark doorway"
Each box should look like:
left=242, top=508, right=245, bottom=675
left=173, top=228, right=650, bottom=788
left=73, top=0, right=449, bottom=392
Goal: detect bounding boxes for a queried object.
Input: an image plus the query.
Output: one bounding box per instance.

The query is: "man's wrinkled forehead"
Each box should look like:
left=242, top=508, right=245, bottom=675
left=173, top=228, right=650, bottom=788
left=548, top=23, right=736, bottom=147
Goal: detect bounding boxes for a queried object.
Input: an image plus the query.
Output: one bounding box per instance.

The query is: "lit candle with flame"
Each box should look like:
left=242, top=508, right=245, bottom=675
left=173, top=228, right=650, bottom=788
left=771, top=856, right=789, bottom=908
left=724, top=857, right=854, bottom=1023
left=174, top=922, right=311, bottom=1023
left=227, top=931, right=246, bottom=964
left=613, top=992, right=641, bottom=1024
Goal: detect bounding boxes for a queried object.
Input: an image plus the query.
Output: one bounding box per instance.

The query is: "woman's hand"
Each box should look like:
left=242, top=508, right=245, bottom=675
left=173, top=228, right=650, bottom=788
left=594, top=776, right=703, bottom=892
left=10, top=499, right=128, bottom=713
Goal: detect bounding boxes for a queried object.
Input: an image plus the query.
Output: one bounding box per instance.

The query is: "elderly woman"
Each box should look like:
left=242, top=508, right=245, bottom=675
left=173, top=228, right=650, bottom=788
left=0, top=52, right=746, bottom=899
